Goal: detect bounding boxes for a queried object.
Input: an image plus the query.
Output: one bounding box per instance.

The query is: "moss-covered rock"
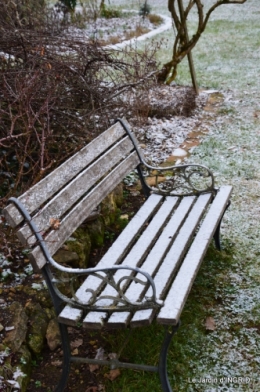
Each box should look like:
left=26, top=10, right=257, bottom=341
left=25, top=302, right=49, bottom=355
left=65, top=229, right=92, bottom=268
left=46, top=319, right=61, bottom=351
left=86, top=217, right=105, bottom=248
left=17, top=344, right=32, bottom=392
left=101, top=192, right=118, bottom=225
left=113, top=183, right=124, bottom=207
left=53, top=248, right=79, bottom=265
left=3, top=302, right=28, bottom=353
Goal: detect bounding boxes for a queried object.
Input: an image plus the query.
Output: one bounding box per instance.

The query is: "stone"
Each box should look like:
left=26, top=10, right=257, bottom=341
left=113, top=183, right=124, bottom=207
left=145, top=176, right=166, bottom=187
left=101, top=192, right=117, bottom=225
left=3, top=302, right=28, bottom=353
left=171, top=147, right=188, bottom=158
left=25, top=302, right=48, bottom=355
left=53, top=249, right=79, bottom=265
left=66, top=228, right=92, bottom=268
left=120, top=214, right=129, bottom=221
left=86, top=217, right=105, bottom=248
left=46, top=319, right=61, bottom=351
left=17, top=344, right=32, bottom=392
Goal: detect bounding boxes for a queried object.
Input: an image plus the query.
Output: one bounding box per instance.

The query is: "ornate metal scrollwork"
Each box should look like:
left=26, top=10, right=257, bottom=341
left=7, top=197, right=161, bottom=314
left=50, top=264, right=162, bottom=313
left=141, top=162, right=216, bottom=196
left=115, top=118, right=215, bottom=197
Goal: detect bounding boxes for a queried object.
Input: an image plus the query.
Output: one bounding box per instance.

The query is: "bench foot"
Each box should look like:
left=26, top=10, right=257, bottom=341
left=55, top=323, right=71, bottom=392
left=159, top=322, right=180, bottom=392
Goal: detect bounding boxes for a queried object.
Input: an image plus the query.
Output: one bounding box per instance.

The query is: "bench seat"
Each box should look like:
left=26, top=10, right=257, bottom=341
left=58, top=186, right=232, bottom=329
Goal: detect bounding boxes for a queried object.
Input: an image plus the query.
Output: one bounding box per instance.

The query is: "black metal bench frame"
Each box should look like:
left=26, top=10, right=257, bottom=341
left=4, top=118, right=232, bottom=392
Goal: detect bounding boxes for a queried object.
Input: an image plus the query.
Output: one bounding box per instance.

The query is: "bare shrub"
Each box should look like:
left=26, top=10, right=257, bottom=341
left=0, top=2, right=159, bottom=202
left=148, top=14, right=163, bottom=26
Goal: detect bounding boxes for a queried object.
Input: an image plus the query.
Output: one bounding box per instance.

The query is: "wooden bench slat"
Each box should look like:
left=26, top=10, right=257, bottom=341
left=29, top=152, right=140, bottom=269
left=130, top=192, right=213, bottom=327
left=18, top=137, right=134, bottom=247
left=72, top=193, right=163, bottom=305
left=73, top=197, right=178, bottom=326
left=106, top=196, right=196, bottom=328
left=83, top=196, right=178, bottom=319
left=82, top=312, right=108, bottom=329
left=4, top=122, right=127, bottom=228
left=157, top=185, right=233, bottom=325
left=57, top=306, right=83, bottom=327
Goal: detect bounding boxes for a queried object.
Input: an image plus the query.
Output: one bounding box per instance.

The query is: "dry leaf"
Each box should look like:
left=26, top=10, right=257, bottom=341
left=85, top=387, right=98, bottom=392
left=205, top=316, right=216, bottom=331
left=89, top=347, right=106, bottom=373
left=86, top=385, right=105, bottom=392
left=104, top=369, right=121, bottom=381
left=108, top=352, right=117, bottom=360
left=49, top=217, right=61, bottom=230
left=89, top=364, right=99, bottom=373
left=71, top=348, right=79, bottom=356
left=51, top=360, right=62, bottom=367
left=95, top=347, right=106, bottom=360
left=71, top=338, right=83, bottom=349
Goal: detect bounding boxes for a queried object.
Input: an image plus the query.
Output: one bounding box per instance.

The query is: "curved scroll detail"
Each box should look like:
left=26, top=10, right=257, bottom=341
left=141, top=163, right=216, bottom=196
left=50, top=264, right=162, bottom=313
left=7, top=196, right=162, bottom=314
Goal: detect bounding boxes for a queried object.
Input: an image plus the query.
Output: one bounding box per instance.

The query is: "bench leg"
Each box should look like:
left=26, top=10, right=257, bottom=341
left=213, top=223, right=222, bottom=251
left=55, top=323, right=71, bottom=392
left=158, top=322, right=180, bottom=392
left=213, top=200, right=231, bottom=251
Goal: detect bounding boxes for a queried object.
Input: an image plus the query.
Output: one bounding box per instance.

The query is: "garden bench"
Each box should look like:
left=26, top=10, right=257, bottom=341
left=4, top=118, right=232, bottom=392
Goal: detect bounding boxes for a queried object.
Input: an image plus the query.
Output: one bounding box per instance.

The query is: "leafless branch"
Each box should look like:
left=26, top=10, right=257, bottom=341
left=160, top=0, right=248, bottom=83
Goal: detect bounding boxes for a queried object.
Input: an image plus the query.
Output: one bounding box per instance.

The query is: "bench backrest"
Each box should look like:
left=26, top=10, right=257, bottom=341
left=4, top=120, right=141, bottom=270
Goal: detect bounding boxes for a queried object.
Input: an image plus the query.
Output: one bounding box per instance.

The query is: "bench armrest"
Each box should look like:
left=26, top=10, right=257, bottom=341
left=115, top=118, right=215, bottom=196
left=140, top=160, right=216, bottom=196
left=47, top=256, right=162, bottom=312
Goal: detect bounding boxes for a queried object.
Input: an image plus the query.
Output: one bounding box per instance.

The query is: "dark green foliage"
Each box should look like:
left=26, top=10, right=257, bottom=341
left=60, top=0, right=77, bottom=11
left=139, top=1, right=151, bottom=19
left=100, top=4, right=122, bottom=19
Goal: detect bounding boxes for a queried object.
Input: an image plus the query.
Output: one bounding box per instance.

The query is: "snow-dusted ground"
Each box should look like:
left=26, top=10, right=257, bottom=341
left=113, top=1, right=260, bottom=391
left=65, top=4, right=172, bottom=47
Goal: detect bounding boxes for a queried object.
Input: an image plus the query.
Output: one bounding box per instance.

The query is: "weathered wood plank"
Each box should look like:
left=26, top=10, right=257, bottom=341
left=29, top=152, right=140, bottom=269
left=130, top=192, right=213, bottom=327
left=73, top=193, right=163, bottom=305
left=106, top=196, right=195, bottom=328
left=103, top=311, right=131, bottom=329
left=3, top=122, right=127, bottom=227
left=18, top=137, right=134, bottom=247
left=58, top=306, right=83, bottom=326
left=82, top=312, right=108, bottom=330
left=157, top=185, right=232, bottom=325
